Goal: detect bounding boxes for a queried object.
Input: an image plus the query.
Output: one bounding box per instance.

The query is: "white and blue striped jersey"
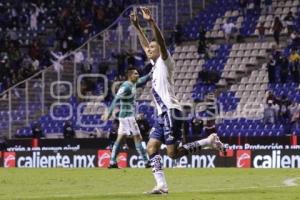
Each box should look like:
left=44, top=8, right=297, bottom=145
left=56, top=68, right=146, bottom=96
left=151, top=52, right=182, bottom=115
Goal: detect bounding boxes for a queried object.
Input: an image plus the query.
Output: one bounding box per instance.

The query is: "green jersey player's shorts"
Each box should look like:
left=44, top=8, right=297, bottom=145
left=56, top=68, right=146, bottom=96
left=118, top=116, right=141, bottom=136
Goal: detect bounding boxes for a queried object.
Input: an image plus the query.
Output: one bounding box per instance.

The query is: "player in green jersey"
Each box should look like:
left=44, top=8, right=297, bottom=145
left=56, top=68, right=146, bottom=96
left=103, top=67, right=151, bottom=168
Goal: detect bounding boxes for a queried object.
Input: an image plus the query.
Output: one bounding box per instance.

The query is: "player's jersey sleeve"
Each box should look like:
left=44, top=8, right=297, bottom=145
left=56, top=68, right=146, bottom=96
left=164, top=51, right=175, bottom=72
left=136, top=73, right=151, bottom=87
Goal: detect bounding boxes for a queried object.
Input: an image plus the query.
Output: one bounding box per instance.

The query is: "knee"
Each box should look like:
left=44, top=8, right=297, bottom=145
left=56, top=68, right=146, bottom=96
left=147, top=145, right=159, bottom=156
left=133, top=135, right=142, bottom=143
left=147, top=144, right=157, bottom=155
left=146, top=139, right=162, bottom=156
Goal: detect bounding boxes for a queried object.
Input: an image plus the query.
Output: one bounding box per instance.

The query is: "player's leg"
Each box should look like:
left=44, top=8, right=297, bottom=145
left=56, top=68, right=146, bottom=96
left=145, top=118, right=168, bottom=194
left=133, top=134, right=150, bottom=167
left=164, top=109, right=225, bottom=159
left=129, top=117, right=149, bottom=167
left=162, top=109, right=188, bottom=159
left=166, top=133, right=224, bottom=159
left=146, top=138, right=168, bottom=194
left=109, top=118, right=128, bottom=168
left=109, top=134, right=125, bottom=168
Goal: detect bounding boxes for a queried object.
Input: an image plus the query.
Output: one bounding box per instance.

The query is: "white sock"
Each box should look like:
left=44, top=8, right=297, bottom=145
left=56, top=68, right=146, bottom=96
left=197, top=137, right=211, bottom=147
left=153, top=171, right=168, bottom=188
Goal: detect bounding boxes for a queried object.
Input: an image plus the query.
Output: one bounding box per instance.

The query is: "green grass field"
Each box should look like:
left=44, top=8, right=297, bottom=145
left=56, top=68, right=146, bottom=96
left=0, top=168, right=300, bottom=200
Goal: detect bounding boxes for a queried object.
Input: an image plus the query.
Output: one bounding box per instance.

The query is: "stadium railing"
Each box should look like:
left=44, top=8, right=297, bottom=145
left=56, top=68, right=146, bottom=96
left=0, top=4, right=160, bottom=139
left=0, top=0, right=210, bottom=138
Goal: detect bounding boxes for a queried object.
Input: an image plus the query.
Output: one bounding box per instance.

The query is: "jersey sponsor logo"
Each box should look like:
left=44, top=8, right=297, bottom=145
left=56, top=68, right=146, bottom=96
left=117, top=87, right=125, bottom=96
left=4, top=152, right=16, bottom=168
left=97, top=150, right=111, bottom=168
left=236, top=150, right=251, bottom=168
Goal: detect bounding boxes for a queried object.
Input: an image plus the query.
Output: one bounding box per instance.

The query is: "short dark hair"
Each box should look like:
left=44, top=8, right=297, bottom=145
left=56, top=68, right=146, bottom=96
left=126, top=67, right=138, bottom=77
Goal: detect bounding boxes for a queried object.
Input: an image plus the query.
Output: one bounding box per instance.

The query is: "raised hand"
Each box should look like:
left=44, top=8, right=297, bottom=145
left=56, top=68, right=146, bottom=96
left=140, top=7, right=152, bottom=21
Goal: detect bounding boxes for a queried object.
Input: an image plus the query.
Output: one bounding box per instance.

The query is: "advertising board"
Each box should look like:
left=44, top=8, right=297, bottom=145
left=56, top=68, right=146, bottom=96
left=1, top=149, right=300, bottom=168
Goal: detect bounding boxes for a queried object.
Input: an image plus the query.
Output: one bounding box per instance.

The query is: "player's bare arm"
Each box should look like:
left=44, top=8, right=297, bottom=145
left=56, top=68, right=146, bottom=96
left=130, top=10, right=149, bottom=53
left=140, top=7, right=168, bottom=60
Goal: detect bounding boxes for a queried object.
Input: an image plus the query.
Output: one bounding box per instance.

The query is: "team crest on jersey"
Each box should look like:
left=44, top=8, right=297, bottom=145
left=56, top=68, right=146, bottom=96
left=166, top=135, right=174, bottom=142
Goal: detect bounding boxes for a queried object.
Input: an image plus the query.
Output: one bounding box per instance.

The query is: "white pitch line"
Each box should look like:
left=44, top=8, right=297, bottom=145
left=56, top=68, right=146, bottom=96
left=283, top=177, right=300, bottom=186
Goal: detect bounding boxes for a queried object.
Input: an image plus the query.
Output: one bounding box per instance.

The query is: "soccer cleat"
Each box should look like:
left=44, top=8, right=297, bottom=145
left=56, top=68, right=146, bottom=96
left=145, top=160, right=152, bottom=168
left=108, top=163, right=119, bottom=169
left=144, top=185, right=168, bottom=195
left=207, top=133, right=225, bottom=152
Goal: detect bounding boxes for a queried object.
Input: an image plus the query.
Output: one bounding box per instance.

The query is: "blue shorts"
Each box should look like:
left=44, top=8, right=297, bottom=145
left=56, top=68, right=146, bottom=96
left=149, top=109, right=183, bottom=145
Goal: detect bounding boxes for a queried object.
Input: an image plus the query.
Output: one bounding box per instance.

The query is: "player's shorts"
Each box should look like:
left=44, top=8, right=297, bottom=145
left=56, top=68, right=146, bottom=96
left=149, top=109, right=183, bottom=145
left=118, top=116, right=141, bottom=136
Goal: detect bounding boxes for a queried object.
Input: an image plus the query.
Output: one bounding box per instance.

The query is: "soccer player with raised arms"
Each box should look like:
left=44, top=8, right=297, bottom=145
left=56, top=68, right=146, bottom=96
left=130, top=7, right=225, bottom=194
